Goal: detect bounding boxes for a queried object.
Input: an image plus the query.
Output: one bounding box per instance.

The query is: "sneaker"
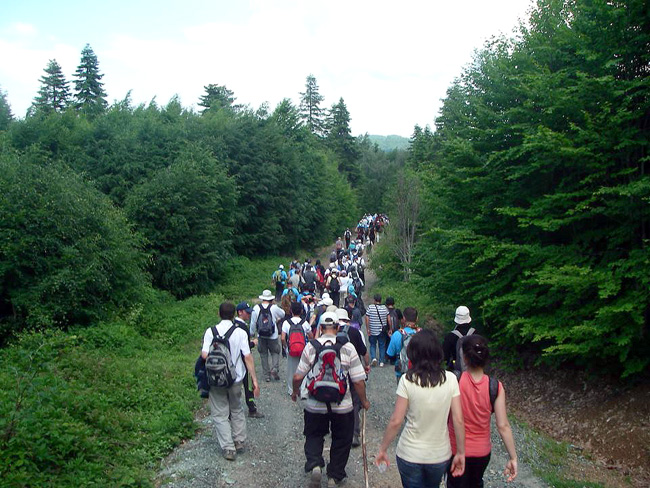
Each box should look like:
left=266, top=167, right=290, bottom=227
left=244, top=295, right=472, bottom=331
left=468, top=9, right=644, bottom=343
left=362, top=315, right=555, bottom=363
left=265, top=377, right=271, bottom=382
left=234, top=441, right=245, bottom=453
left=371, top=358, right=378, bottom=367
left=379, top=362, right=384, bottom=367
left=351, top=435, right=360, bottom=448
left=223, top=449, right=236, bottom=461
left=327, top=477, right=346, bottom=486
left=248, top=410, right=265, bottom=419
left=272, top=371, right=281, bottom=381
left=309, top=466, right=322, bottom=488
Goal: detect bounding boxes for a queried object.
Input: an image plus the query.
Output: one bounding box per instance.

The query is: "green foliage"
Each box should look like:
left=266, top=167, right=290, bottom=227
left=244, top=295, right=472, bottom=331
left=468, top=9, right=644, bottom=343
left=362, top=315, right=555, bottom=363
left=0, top=153, right=149, bottom=339
left=0, top=87, right=13, bottom=130
left=326, top=98, right=362, bottom=186
left=411, top=0, right=650, bottom=378
left=73, top=44, right=108, bottom=117
left=125, top=144, right=238, bottom=298
left=299, top=74, right=326, bottom=136
left=31, top=59, right=71, bottom=115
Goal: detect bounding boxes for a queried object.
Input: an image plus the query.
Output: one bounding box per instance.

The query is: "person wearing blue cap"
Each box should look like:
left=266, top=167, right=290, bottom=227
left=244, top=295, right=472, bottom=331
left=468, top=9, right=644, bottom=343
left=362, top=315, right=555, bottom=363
left=235, top=301, right=265, bottom=418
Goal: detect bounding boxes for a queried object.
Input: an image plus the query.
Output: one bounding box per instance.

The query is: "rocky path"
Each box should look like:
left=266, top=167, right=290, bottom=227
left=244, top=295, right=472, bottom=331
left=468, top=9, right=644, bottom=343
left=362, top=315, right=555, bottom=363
left=156, top=263, right=547, bottom=488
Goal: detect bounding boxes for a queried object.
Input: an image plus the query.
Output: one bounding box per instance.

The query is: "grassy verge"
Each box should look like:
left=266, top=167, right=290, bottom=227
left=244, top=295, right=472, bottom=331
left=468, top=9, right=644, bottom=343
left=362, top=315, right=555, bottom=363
left=0, top=255, right=287, bottom=487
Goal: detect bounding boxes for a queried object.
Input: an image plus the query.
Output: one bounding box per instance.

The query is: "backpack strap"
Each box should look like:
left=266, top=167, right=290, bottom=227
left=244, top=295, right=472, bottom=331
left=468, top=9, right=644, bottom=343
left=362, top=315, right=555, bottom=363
left=489, top=376, right=499, bottom=413
left=451, top=329, right=463, bottom=339
left=211, top=326, right=219, bottom=342
left=452, top=370, right=462, bottom=382
left=223, top=324, right=237, bottom=340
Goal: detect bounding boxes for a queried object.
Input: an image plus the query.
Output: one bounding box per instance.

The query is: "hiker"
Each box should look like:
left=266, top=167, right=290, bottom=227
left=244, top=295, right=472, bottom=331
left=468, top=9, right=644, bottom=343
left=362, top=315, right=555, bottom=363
left=376, top=329, right=466, bottom=487
left=365, top=294, right=389, bottom=367
left=335, top=308, right=369, bottom=448
left=289, top=265, right=302, bottom=290
left=234, top=302, right=265, bottom=419
left=344, top=228, right=352, bottom=249
left=343, top=295, right=364, bottom=330
left=250, top=289, right=285, bottom=382
left=314, top=259, right=326, bottom=297
left=201, top=302, right=260, bottom=461
left=291, top=312, right=371, bottom=487
left=447, top=335, right=518, bottom=486
left=281, top=301, right=314, bottom=396
left=272, top=264, right=288, bottom=302
left=386, top=296, right=403, bottom=334
left=386, top=306, right=419, bottom=383
left=443, top=306, right=476, bottom=372
left=309, top=294, right=333, bottom=335
left=303, top=265, right=317, bottom=292
left=326, top=269, right=342, bottom=308
left=338, top=270, right=350, bottom=306
left=335, top=236, right=344, bottom=258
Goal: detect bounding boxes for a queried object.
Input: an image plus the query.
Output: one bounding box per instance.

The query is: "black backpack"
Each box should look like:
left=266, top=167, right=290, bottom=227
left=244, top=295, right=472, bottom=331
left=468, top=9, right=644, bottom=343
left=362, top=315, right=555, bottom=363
left=453, top=370, right=499, bottom=412
left=256, top=304, right=275, bottom=337
left=205, top=325, right=237, bottom=389
left=328, top=277, right=340, bottom=293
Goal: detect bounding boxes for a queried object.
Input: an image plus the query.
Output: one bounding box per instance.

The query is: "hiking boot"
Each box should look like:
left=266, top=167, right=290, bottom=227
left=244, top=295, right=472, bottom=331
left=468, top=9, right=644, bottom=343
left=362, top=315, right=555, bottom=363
left=309, top=466, right=322, bottom=488
left=351, top=435, right=360, bottom=448
left=248, top=410, right=265, bottom=419
left=371, top=358, right=378, bottom=367
left=327, top=477, right=346, bottom=486
left=223, top=449, right=236, bottom=461
left=234, top=441, right=245, bottom=454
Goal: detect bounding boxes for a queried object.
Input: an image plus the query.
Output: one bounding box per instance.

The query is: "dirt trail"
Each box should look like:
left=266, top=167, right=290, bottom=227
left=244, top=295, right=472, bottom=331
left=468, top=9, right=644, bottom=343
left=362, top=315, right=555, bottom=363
left=157, top=251, right=547, bottom=488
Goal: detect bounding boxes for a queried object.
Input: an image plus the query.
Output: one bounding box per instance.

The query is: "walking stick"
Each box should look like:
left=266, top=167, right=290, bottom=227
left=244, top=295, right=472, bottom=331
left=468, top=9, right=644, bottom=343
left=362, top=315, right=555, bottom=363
left=361, top=409, right=369, bottom=488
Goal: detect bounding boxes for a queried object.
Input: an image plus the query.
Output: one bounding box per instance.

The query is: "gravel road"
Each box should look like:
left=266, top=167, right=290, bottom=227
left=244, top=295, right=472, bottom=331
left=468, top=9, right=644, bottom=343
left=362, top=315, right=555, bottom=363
left=157, top=267, right=547, bottom=488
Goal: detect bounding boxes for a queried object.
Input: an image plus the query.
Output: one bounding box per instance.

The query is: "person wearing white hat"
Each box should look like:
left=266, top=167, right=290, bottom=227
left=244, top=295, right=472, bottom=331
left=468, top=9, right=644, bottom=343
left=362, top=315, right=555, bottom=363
left=291, top=311, right=370, bottom=486
left=443, top=306, right=476, bottom=372
left=250, top=290, right=286, bottom=382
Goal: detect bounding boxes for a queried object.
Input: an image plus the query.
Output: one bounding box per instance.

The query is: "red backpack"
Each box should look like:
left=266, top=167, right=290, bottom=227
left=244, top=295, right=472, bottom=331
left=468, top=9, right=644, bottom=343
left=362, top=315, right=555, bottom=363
left=288, top=318, right=308, bottom=357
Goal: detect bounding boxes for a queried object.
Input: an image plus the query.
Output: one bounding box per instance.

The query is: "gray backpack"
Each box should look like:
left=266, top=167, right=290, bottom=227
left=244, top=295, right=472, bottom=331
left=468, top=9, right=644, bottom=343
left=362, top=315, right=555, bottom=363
left=451, top=327, right=475, bottom=372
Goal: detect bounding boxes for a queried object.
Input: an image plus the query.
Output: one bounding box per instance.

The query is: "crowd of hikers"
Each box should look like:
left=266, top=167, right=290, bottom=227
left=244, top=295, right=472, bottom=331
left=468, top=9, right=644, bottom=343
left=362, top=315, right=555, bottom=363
left=196, top=213, right=518, bottom=488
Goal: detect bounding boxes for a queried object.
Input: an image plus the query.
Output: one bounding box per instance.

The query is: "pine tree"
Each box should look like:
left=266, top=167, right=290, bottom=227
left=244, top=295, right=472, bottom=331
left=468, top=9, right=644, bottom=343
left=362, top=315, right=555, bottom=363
left=326, top=97, right=361, bottom=185
left=0, top=88, right=12, bottom=129
left=73, top=44, right=107, bottom=116
left=198, top=84, right=239, bottom=114
left=31, top=59, right=70, bottom=114
left=299, top=74, right=325, bottom=136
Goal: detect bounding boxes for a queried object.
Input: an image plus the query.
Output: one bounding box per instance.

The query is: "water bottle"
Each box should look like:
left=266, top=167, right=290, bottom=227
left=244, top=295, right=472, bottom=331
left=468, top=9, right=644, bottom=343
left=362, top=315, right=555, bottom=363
left=377, top=462, right=387, bottom=473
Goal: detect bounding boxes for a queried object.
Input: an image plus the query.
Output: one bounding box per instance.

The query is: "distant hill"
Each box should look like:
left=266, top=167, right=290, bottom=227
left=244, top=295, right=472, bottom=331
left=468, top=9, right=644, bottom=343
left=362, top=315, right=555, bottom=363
left=366, top=135, right=410, bottom=152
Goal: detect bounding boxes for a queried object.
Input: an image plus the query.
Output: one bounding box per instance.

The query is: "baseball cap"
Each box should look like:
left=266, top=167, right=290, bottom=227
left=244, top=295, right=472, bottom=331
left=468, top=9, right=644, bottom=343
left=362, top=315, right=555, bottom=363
left=319, top=312, right=339, bottom=327
left=236, top=302, right=253, bottom=313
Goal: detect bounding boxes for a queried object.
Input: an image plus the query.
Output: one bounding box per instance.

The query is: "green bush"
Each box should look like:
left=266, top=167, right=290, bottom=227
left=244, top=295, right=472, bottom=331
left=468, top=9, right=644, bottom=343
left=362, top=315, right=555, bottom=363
left=0, top=153, right=150, bottom=340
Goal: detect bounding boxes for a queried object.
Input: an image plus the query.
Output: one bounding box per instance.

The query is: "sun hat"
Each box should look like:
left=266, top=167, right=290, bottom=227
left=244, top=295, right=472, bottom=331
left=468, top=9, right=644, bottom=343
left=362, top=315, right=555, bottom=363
left=279, top=264, right=284, bottom=269
left=322, top=297, right=334, bottom=307
left=319, top=312, right=339, bottom=327
left=454, top=306, right=472, bottom=324
left=259, top=289, right=275, bottom=301
left=236, top=302, right=253, bottom=313
left=335, top=308, right=350, bottom=322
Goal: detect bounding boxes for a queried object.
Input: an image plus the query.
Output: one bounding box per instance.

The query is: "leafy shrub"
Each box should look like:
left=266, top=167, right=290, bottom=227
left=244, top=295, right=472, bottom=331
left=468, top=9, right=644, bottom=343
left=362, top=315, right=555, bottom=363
left=0, top=153, right=149, bottom=340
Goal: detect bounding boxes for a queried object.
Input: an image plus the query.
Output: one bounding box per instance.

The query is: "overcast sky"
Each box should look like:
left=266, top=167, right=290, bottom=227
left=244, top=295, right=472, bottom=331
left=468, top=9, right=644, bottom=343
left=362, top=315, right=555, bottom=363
left=0, top=0, right=533, bottom=137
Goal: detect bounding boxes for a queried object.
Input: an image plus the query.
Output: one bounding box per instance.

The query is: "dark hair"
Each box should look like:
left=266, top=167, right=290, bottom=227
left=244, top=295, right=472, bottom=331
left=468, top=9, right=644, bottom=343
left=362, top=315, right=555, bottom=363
left=290, top=301, right=303, bottom=316
left=405, top=329, right=446, bottom=388
left=462, top=334, right=490, bottom=368
left=373, top=294, right=382, bottom=303
left=219, top=302, right=236, bottom=320
left=403, top=307, right=418, bottom=323
left=316, top=259, right=321, bottom=265
left=385, top=296, right=395, bottom=306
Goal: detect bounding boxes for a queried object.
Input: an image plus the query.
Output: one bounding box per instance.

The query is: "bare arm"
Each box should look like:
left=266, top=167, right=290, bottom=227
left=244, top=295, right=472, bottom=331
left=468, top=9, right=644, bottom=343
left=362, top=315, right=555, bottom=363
left=449, top=395, right=466, bottom=477
left=352, top=379, right=370, bottom=410
left=494, top=385, right=518, bottom=482
left=375, top=395, right=408, bottom=466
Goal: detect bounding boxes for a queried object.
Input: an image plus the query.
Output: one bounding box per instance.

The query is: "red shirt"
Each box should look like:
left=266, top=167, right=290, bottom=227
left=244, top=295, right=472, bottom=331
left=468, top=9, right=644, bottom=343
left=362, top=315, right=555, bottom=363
left=449, top=372, right=502, bottom=457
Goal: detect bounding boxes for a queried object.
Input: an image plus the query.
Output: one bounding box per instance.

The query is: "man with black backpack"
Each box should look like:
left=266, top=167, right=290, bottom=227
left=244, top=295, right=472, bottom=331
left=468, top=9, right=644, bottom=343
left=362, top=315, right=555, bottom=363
left=234, top=302, right=265, bottom=419
left=250, top=289, right=286, bottom=382
left=443, top=305, right=476, bottom=372
left=201, top=302, right=260, bottom=461
left=291, top=312, right=370, bottom=487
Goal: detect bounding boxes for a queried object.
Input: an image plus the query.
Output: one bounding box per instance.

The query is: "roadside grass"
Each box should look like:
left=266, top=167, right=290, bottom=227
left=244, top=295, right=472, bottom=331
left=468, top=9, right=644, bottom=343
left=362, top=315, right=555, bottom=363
left=0, top=255, right=285, bottom=487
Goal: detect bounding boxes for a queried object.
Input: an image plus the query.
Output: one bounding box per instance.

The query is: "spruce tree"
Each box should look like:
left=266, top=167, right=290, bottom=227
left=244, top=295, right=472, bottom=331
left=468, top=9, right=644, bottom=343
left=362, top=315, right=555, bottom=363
left=0, top=88, right=12, bottom=129
left=198, top=84, right=239, bottom=114
left=31, top=59, right=70, bottom=114
left=299, top=74, right=325, bottom=136
left=326, top=97, right=361, bottom=185
left=73, top=44, right=107, bottom=116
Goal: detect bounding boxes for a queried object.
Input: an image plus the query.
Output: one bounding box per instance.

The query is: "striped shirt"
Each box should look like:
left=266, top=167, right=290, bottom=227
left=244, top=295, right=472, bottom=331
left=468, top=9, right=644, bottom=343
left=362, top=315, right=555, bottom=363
left=367, top=304, right=389, bottom=336
left=295, top=334, right=366, bottom=414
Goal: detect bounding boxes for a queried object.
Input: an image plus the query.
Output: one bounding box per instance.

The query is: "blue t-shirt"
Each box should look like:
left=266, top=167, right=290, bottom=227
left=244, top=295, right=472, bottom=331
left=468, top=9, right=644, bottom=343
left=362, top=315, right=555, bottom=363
left=387, top=327, right=417, bottom=378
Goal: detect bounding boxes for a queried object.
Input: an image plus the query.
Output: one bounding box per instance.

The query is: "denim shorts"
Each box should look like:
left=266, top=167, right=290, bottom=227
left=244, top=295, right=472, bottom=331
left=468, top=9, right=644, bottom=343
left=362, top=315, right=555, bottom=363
left=396, top=455, right=451, bottom=488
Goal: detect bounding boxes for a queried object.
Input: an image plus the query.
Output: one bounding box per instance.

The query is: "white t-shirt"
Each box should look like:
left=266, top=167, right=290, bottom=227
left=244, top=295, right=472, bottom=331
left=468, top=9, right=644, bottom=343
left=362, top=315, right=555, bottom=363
left=201, top=320, right=251, bottom=383
left=395, top=370, right=460, bottom=464
left=282, top=316, right=311, bottom=336
left=250, top=303, right=285, bottom=340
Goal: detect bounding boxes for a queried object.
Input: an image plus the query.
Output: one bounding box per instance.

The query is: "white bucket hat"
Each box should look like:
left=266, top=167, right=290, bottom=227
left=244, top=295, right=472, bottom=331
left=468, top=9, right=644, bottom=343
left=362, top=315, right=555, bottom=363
left=336, top=308, right=350, bottom=322
left=259, top=289, right=275, bottom=301
left=454, top=306, right=472, bottom=324
left=322, top=297, right=334, bottom=307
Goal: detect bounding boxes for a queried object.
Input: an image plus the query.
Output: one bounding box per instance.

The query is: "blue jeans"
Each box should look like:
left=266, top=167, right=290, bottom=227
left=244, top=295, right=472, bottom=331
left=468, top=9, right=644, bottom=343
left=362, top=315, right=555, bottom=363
left=369, top=333, right=386, bottom=363
left=396, top=456, right=450, bottom=488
